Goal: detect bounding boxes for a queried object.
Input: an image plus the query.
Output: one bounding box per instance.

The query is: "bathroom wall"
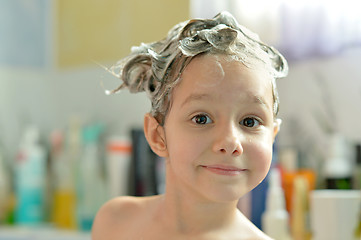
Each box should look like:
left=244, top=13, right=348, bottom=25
left=0, top=0, right=190, bottom=156
left=277, top=47, right=361, bottom=170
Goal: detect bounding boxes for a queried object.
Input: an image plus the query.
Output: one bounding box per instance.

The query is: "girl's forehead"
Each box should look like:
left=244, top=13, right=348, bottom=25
left=180, top=54, right=271, bottom=90
left=172, top=54, right=274, bottom=107
left=190, top=55, right=226, bottom=88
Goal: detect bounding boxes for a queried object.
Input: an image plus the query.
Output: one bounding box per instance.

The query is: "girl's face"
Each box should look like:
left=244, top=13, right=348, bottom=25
left=162, top=54, right=278, bottom=203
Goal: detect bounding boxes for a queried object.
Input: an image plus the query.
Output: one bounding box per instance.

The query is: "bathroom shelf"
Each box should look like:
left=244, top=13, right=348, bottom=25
left=0, top=226, right=90, bottom=240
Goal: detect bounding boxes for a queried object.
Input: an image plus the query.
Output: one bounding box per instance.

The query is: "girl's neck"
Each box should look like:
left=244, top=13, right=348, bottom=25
left=157, top=177, right=241, bottom=235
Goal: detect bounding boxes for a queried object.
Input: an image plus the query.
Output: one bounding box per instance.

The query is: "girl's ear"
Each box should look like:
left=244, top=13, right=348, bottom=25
left=143, top=113, right=168, bottom=158
left=273, top=118, right=282, bottom=141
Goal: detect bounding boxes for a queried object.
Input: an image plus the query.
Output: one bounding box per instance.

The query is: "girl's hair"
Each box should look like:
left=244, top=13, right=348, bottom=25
left=107, top=11, right=288, bottom=125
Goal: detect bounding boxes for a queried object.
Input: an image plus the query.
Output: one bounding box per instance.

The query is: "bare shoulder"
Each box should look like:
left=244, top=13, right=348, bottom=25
left=235, top=211, right=274, bottom=240
left=95, top=196, right=139, bottom=220
left=91, top=196, right=154, bottom=240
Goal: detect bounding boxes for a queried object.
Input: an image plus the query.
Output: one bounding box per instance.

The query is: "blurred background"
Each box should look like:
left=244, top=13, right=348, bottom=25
left=0, top=0, right=361, bottom=239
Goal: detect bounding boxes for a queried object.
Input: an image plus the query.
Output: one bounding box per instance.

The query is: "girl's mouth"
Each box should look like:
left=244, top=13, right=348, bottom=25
left=200, top=165, right=248, bottom=176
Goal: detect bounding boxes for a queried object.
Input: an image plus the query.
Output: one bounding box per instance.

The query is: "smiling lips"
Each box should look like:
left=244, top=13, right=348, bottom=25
left=201, top=165, right=248, bottom=176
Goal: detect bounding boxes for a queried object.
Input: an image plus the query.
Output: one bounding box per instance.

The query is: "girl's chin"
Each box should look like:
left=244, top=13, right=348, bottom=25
left=201, top=187, right=252, bottom=203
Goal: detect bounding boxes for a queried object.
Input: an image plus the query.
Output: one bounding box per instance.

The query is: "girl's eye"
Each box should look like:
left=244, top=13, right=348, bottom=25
left=241, top=117, right=260, bottom=128
left=192, top=114, right=212, bottom=125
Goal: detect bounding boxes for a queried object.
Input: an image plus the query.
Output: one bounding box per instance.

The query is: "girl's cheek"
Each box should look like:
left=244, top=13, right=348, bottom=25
left=167, top=131, right=204, bottom=160
left=248, top=140, right=273, bottom=170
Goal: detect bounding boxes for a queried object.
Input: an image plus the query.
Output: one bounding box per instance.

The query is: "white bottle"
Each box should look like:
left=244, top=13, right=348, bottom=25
left=76, top=124, right=106, bottom=231
left=262, top=168, right=291, bottom=240
left=324, top=134, right=352, bottom=189
left=15, top=126, right=46, bottom=224
left=106, top=136, right=132, bottom=198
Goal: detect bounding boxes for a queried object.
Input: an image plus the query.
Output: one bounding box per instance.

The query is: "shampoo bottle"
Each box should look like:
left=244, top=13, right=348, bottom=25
left=50, top=130, right=76, bottom=229
left=279, top=147, right=298, bottom=214
left=15, top=126, right=47, bottom=225
left=291, top=175, right=312, bottom=240
left=262, top=168, right=291, bottom=240
left=324, top=134, right=353, bottom=189
left=106, top=136, right=132, bottom=198
left=76, top=123, right=105, bottom=231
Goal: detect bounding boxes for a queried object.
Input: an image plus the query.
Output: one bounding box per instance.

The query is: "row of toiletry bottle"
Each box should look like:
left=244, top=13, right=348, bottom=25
left=3, top=122, right=115, bottom=231
left=261, top=166, right=314, bottom=240
left=262, top=134, right=361, bottom=240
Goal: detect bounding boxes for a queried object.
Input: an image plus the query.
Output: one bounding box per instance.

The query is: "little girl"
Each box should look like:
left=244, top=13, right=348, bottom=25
left=92, top=11, right=288, bottom=240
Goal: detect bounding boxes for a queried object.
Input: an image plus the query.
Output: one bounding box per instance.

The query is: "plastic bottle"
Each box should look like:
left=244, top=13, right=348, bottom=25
left=324, top=134, right=353, bottom=189
left=0, top=146, right=10, bottom=223
left=15, top=126, right=47, bottom=225
left=354, top=202, right=361, bottom=239
left=291, top=175, right=312, bottom=240
left=106, top=136, right=132, bottom=198
left=262, top=168, right=291, bottom=240
left=76, top=123, right=106, bottom=231
left=50, top=130, right=76, bottom=229
left=279, top=147, right=298, bottom=214
left=353, top=144, right=361, bottom=189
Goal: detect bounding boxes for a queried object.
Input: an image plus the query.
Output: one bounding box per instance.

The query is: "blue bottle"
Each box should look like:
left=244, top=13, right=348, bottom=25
left=15, top=126, right=46, bottom=225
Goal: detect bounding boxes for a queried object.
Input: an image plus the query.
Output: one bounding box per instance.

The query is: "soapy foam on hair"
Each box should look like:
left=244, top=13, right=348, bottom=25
left=106, top=11, right=288, bottom=124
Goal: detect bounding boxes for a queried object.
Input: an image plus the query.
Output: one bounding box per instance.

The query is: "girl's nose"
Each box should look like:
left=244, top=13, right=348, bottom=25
left=212, top=124, right=243, bottom=156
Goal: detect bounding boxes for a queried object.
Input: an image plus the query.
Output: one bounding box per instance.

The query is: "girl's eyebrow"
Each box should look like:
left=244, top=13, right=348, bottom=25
left=181, top=93, right=212, bottom=108
left=252, top=94, right=270, bottom=110
left=181, top=92, right=271, bottom=111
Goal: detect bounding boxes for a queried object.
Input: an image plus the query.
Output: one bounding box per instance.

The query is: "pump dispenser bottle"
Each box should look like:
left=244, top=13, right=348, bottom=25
left=262, top=168, right=291, bottom=240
